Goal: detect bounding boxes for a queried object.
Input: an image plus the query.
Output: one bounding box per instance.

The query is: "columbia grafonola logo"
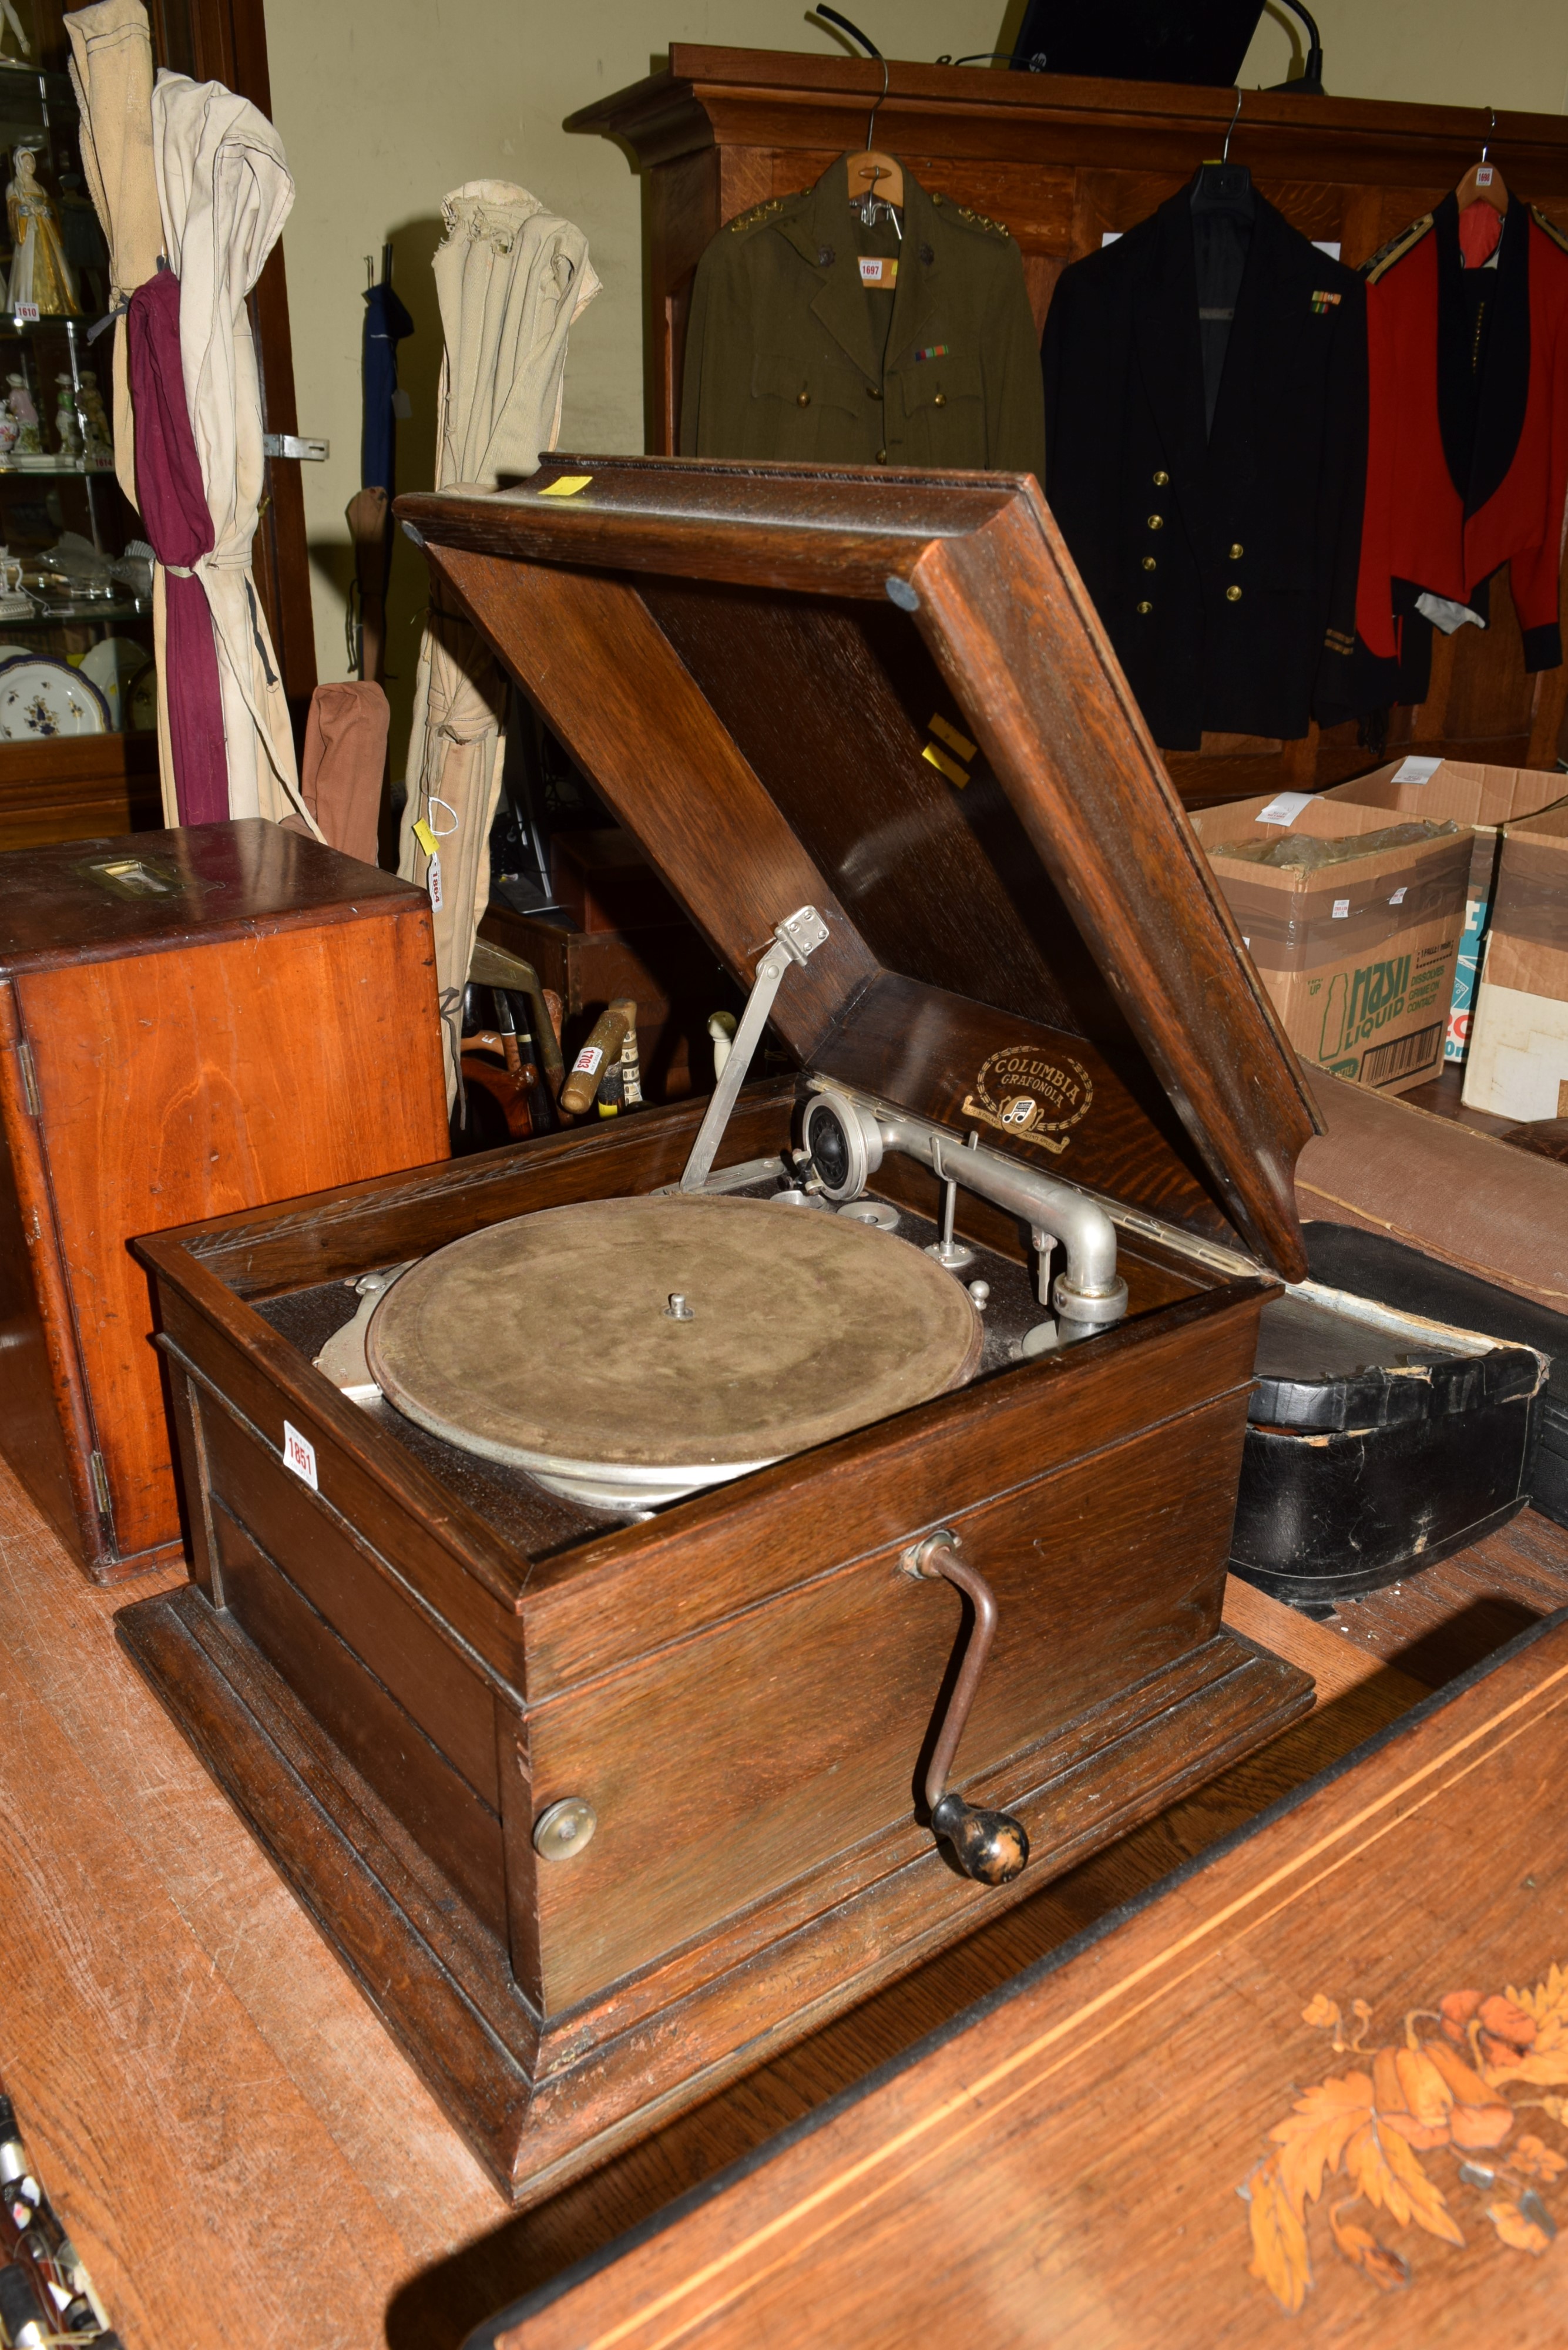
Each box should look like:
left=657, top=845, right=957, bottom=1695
left=961, top=1046, right=1093, bottom=1157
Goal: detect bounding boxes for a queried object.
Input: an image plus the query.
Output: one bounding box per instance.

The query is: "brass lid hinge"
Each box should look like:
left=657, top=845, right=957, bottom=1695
left=88, top=1449, right=111, bottom=1516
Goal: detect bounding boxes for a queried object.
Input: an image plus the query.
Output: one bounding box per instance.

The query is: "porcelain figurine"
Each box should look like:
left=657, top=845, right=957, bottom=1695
left=6, top=148, right=80, bottom=316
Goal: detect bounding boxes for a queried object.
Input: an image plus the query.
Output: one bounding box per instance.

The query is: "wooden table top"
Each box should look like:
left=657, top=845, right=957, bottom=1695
left=481, top=1607, right=1568, bottom=2350
left=1, top=1448, right=1566, bottom=2348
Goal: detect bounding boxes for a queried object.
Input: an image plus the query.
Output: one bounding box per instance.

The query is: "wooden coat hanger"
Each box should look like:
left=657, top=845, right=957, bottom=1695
left=1456, top=109, right=1507, bottom=212
left=847, top=53, right=903, bottom=216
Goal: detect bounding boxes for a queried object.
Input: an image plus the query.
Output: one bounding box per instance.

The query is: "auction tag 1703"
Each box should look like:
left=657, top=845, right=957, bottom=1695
left=282, top=1420, right=318, bottom=1490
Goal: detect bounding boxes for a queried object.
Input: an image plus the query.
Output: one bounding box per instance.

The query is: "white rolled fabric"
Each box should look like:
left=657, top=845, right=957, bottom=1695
left=67, top=0, right=163, bottom=510
left=150, top=69, right=311, bottom=830
left=399, top=180, right=600, bottom=1106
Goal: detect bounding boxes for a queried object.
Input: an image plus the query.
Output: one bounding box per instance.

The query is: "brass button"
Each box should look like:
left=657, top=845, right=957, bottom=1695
left=797, top=390, right=810, bottom=407
left=867, top=384, right=883, bottom=400
left=1147, top=513, right=1164, bottom=531
left=533, top=1797, right=597, bottom=1861
left=1153, top=469, right=1170, bottom=486
left=1229, top=541, right=1244, bottom=559
left=1136, top=600, right=1153, bottom=615
left=876, top=450, right=888, bottom=464
left=1141, top=555, right=1156, bottom=572
left=934, top=391, right=947, bottom=407
left=1225, top=584, right=1243, bottom=603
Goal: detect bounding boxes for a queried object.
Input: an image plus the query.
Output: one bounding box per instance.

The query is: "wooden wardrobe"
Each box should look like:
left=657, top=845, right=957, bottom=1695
left=569, top=48, right=1568, bottom=808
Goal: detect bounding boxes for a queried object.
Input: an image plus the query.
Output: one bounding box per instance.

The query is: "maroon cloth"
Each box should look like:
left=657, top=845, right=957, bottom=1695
left=127, top=266, right=228, bottom=825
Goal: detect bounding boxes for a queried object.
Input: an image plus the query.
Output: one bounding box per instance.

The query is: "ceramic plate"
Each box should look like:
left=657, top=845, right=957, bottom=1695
left=80, top=634, right=152, bottom=731
left=126, top=661, right=157, bottom=733
left=0, top=657, right=109, bottom=739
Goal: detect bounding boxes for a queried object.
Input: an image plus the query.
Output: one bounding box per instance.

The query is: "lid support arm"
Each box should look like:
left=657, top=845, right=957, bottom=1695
left=679, top=908, right=829, bottom=1193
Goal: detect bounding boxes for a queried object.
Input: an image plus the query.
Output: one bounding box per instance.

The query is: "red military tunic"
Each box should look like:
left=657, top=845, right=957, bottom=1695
left=1356, top=195, right=1568, bottom=674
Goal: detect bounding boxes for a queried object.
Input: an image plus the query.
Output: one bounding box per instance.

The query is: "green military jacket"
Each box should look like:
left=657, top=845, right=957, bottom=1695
left=679, top=160, right=1046, bottom=478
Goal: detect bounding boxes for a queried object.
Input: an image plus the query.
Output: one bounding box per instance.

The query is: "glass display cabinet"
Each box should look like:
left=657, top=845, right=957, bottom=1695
left=0, top=4, right=159, bottom=842
left=0, top=0, right=316, bottom=849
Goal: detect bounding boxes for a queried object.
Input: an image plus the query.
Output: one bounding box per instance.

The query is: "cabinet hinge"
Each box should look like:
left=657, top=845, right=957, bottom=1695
left=88, top=1449, right=111, bottom=1516
left=15, top=1038, right=39, bottom=1117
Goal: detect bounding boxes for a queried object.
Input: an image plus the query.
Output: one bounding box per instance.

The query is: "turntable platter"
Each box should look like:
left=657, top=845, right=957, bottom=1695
left=365, top=1193, right=983, bottom=1509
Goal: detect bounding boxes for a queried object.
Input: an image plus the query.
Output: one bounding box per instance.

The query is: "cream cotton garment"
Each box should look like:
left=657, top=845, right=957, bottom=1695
left=150, top=69, right=311, bottom=830
left=67, top=0, right=163, bottom=509
left=398, top=180, right=600, bottom=1106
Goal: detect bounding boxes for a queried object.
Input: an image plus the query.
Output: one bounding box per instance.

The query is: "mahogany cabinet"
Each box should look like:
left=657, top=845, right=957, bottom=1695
left=0, top=820, right=446, bottom=1581
left=118, top=459, right=1321, bottom=2203
left=568, top=48, right=1568, bottom=805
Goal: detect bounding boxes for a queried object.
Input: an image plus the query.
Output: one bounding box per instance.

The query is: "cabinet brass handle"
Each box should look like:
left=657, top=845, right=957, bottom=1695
left=905, top=1530, right=1029, bottom=1885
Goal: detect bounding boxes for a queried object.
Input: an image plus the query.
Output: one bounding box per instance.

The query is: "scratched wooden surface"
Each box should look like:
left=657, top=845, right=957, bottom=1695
left=489, top=1609, right=1568, bottom=2350
left=0, top=1450, right=1563, bottom=2348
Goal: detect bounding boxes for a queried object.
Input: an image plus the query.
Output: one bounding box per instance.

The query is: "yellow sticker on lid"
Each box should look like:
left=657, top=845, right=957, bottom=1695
left=928, top=713, right=978, bottom=763
left=411, top=817, right=438, bottom=857
left=538, top=474, right=593, bottom=498
left=922, top=742, right=968, bottom=789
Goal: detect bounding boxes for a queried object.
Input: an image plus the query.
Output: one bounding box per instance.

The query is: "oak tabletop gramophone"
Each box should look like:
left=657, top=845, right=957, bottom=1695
left=118, top=456, right=1318, bottom=2201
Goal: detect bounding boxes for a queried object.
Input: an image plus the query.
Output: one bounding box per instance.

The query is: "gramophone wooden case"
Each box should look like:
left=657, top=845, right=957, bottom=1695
left=118, top=458, right=1322, bottom=2203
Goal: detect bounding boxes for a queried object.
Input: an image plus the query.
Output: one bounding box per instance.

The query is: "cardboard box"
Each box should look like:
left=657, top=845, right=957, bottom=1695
left=1190, top=788, right=1470, bottom=1094
left=1329, top=758, right=1568, bottom=1062
left=1462, top=800, right=1568, bottom=1123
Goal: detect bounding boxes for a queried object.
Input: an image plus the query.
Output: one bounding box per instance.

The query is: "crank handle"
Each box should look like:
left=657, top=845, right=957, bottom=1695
left=905, top=1529, right=1029, bottom=1886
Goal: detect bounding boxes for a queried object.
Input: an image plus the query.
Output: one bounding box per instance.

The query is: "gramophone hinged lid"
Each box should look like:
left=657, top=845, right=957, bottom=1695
left=399, top=455, right=1315, bottom=1278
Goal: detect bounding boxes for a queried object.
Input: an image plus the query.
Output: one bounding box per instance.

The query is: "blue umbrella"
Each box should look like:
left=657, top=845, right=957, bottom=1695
left=362, top=249, right=413, bottom=494
left=347, top=249, right=412, bottom=681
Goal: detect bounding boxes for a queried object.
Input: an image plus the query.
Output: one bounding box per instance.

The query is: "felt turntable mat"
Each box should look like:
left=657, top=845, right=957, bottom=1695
left=365, top=1193, right=983, bottom=1472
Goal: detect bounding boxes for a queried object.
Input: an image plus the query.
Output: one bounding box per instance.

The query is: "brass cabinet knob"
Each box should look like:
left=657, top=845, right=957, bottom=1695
left=797, top=390, right=811, bottom=407
left=1153, top=468, right=1170, bottom=485
left=1136, top=599, right=1153, bottom=615
left=1229, top=541, right=1244, bottom=559
left=533, top=1797, right=597, bottom=1861
left=1225, top=583, right=1243, bottom=602
left=934, top=391, right=947, bottom=407
left=1141, top=555, right=1156, bottom=572
left=1147, top=513, right=1164, bottom=530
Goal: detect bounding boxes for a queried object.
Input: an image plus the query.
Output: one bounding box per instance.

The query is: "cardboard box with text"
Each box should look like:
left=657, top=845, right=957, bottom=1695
left=1190, top=788, right=1470, bottom=1095
left=1463, top=799, right=1568, bottom=1122
left=1327, top=757, right=1568, bottom=1063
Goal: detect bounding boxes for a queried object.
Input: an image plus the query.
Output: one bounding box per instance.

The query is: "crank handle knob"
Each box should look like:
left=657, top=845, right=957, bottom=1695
left=930, top=1791, right=1029, bottom=1885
